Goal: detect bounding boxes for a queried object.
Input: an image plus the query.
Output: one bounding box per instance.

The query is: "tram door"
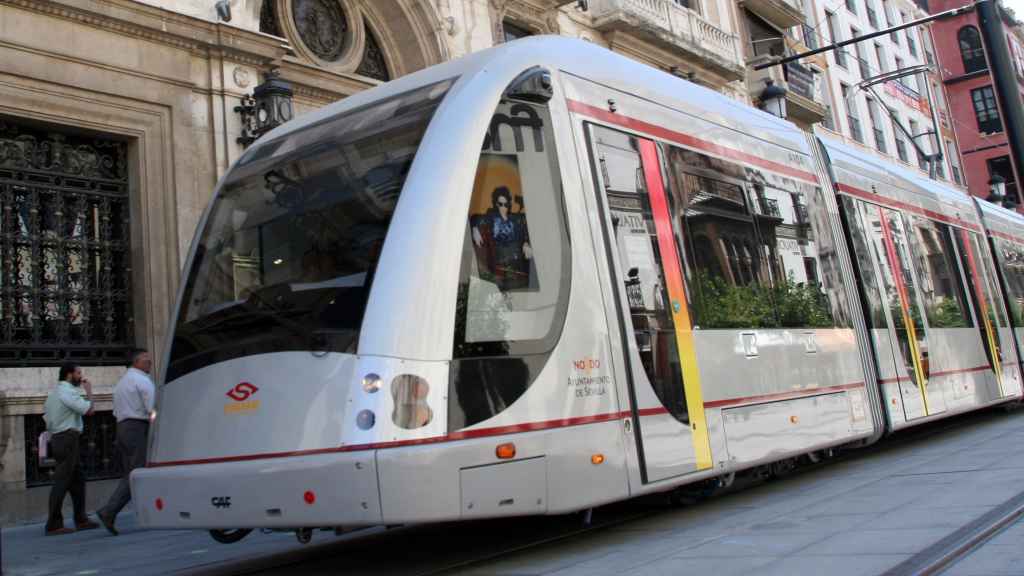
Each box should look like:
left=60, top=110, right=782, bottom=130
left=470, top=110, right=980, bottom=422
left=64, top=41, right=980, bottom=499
left=586, top=125, right=712, bottom=483
left=957, top=230, right=1017, bottom=398
left=866, top=205, right=945, bottom=419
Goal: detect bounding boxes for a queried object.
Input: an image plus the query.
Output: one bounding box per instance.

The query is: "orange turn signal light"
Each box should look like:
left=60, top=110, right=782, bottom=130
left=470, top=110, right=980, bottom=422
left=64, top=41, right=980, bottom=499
left=789, top=415, right=799, bottom=424
left=496, top=442, right=516, bottom=459
left=591, top=454, right=605, bottom=465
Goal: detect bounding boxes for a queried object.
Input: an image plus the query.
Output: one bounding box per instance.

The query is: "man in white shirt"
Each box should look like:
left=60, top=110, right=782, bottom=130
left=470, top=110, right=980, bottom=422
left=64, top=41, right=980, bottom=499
left=97, top=348, right=155, bottom=535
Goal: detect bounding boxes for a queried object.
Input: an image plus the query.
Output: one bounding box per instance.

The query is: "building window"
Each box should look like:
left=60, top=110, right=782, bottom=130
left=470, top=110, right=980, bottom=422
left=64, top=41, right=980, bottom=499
left=803, top=24, right=819, bottom=49
left=891, top=11, right=901, bottom=43
left=747, top=11, right=785, bottom=57
left=988, top=156, right=1018, bottom=203
left=25, top=412, right=122, bottom=486
left=259, top=0, right=283, bottom=36
left=948, top=139, right=963, bottom=185
left=972, top=85, right=1003, bottom=133
left=893, top=113, right=909, bottom=162
left=909, top=119, right=927, bottom=171
left=502, top=20, right=532, bottom=42
left=827, top=12, right=847, bottom=67
left=867, top=97, right=887, bottom=153
left=907, top=29, right=918, bottom=56
left=0, top=120, right=135, bottom=366
left=846, top=0, right=858, bottom=14
left=867, top=2, right=879, bottom=27
left=843, top=84, right=864, bottom=143
left=854, top=30, right=871, bottom=78
left=959, top=26, right=987, bottom=74
left=875, top=44, right=887, bottom=72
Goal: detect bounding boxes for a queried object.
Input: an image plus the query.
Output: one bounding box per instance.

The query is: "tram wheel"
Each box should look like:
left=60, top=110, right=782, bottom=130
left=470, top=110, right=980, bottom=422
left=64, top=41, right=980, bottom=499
left=209, top=528, right=253, bottom=544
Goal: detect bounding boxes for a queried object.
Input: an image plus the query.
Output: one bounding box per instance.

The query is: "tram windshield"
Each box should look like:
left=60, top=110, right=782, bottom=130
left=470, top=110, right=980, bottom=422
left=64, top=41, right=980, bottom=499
left=166, top=80, right=452, bottom=382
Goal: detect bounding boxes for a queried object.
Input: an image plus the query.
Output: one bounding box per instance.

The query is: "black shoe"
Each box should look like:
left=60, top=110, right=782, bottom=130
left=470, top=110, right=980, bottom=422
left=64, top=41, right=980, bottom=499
left=76, top=520, right=100, bottom=531
left=97, top=511, right=118, bottom=536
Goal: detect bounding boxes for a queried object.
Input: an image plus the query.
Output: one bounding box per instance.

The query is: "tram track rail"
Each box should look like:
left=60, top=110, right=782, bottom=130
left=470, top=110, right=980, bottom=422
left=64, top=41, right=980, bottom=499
left=880, top=488, right=1024, bottom=576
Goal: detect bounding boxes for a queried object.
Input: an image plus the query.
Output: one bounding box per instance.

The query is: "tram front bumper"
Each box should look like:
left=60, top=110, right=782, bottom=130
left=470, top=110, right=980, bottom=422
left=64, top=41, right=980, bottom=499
left=131, top=451, right=382, bottom=529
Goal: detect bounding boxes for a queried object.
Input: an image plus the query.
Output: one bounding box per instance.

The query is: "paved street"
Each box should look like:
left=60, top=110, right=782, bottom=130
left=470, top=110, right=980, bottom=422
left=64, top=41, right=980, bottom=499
left=4, top=407, right=1024, bottom=576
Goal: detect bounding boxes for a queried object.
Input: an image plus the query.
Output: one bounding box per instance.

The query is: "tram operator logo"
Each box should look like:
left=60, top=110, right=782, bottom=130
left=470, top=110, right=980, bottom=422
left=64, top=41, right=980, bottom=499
left=224, top=382, right=261, bottom=414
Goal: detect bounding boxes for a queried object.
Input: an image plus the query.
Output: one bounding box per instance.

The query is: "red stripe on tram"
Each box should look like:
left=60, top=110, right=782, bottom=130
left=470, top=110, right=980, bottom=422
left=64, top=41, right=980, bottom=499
left=989, top=229, right=1024, bottom=246
left=835, top=183, right=981, bottom=232
left=566, top=99, right=820, bottom=184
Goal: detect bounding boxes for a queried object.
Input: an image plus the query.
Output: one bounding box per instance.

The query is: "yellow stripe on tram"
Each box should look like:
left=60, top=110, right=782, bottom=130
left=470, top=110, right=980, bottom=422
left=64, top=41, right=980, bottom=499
left=639, top=140, right=712, bottom=470
left=961, top=230, right=1005, bottom=396
left=878, top=208, right=932, bottom=416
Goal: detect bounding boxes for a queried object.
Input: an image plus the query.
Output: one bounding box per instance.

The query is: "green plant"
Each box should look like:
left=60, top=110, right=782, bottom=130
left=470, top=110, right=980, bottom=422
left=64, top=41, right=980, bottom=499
left=925, top=297, right=969, bottom=328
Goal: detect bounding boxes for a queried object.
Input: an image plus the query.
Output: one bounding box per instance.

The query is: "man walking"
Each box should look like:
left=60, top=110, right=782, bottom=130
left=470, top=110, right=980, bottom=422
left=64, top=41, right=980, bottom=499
left=43, top=362, right=100, bottom=535
left=97, top=349, right=155, bottom=536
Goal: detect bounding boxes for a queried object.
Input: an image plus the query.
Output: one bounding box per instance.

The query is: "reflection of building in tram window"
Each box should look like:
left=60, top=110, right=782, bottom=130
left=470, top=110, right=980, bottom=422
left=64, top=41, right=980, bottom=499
left=468, top=154, right=536, bottom=292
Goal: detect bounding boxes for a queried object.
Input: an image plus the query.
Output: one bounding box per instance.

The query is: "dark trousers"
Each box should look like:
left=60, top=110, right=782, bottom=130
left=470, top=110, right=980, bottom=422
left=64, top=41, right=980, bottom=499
left=46, top=430, right=86, bottom=531
left=99, top=419, right=148, bottom=520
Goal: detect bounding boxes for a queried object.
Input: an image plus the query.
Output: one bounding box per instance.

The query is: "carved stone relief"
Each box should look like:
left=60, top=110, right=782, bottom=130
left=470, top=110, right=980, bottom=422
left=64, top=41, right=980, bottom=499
left=292, top=0, right=349, bottom=62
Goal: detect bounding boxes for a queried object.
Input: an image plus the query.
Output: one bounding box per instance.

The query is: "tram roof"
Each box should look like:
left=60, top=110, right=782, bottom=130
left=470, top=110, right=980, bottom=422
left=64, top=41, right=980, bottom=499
left=816, top=132, right=977, bottom=217
left=246, top=36, right=809, bottom=158
left=976, top=194, right=1024, bottom=243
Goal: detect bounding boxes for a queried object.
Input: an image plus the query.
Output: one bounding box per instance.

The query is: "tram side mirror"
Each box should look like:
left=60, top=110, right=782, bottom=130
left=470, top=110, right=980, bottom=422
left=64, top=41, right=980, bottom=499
left=504, top=67, right=553, bottom=103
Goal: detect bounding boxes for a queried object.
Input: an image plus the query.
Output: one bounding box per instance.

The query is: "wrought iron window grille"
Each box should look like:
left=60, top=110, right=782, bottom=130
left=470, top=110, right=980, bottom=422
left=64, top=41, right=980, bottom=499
left=25, top=411, right=122, bottom=486
left=0, top=120, right=134, bottom=366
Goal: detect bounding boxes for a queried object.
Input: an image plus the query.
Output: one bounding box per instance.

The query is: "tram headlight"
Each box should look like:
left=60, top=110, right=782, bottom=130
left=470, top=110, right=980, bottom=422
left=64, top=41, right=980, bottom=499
left=356, top=409, right=376, bottom=430
left=362, top=373, right=383, bottom=394
left=391, top=374, right=432, bottom=429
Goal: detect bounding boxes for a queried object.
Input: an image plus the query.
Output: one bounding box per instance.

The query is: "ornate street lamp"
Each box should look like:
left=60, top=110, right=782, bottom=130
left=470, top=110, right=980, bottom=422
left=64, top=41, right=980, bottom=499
left=236, top=70, right=295, bottom=147
left=988, top=174, right=1007, bottom=204
left=759, top=79, right=787, bottom=120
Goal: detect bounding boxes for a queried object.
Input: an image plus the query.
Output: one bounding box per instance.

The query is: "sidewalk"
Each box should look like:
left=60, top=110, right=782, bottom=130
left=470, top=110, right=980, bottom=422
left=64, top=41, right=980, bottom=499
left=1, top=507, right=317, bottom=576
left=1, top=479, right=119, bottom=528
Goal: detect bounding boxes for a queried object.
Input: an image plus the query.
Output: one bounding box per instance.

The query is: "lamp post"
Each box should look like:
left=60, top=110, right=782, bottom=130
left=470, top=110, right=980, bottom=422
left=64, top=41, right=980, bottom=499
left=236, top=70, right=295, bottom=147
left=759, top=79, right=787, bottom=119
left=988, top=174, right=1007, bottom=204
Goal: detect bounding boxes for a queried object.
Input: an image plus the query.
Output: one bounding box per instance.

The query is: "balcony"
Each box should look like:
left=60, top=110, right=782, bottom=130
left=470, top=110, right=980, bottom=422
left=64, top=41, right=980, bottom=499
left=760, top=197, right=782, bottom=217
left=748, top=54, right=827, bottom=125
left=589, top=0, right=744, bottom=80
left=742, top=0, right=806, bottom=29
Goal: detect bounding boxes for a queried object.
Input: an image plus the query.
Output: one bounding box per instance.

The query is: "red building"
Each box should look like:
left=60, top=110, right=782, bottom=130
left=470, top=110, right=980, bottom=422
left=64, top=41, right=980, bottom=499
left=928, top=0, right=1024, bottom=207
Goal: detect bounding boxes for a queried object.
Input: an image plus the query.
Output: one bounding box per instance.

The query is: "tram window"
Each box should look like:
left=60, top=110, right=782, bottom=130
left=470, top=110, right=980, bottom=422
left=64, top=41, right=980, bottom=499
left=449, top=91, right=570, bottom=429
left=993, top=238, right=1024, bottom=326
left=839, top=196, right=887, bottom=328
left=167, top=80, right=452, bottom=382
left=962, top=232, right=1010, bottom=328
left=906, top=218, right=972, bottom=328
left=663, top=146, right=841, bottom=329
left=589, top=127, right=690, bottom=425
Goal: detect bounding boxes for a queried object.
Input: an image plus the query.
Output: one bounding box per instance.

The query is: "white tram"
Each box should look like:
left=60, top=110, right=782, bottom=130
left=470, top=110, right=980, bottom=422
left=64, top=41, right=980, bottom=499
left=132, top=37, right=1024, bottom=540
